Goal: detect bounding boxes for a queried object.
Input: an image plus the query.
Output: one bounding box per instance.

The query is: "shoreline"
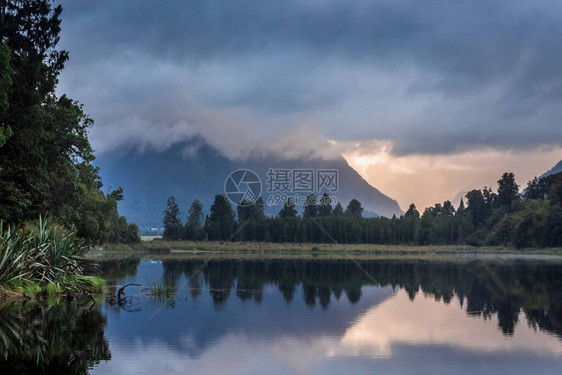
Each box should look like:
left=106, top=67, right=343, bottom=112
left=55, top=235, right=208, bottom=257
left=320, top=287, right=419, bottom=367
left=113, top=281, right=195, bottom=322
left=89, top=241, right=562, bottom=263
left=119, top=240, right=562, bottom=254
left=0, top=276, right=106, bottom=302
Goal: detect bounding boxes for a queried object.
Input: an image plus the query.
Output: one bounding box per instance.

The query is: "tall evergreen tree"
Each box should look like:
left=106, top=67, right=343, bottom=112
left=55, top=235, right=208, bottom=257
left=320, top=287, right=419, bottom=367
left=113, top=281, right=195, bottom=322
left=497, top=172, right=519, bottom=208
left=278, top=197, right=298, bottom=218
left=187, top=199, right=204, bottom=228
left=185, top=199, right=204, bottom=240
left=482, top=186, right=497, bottom=210
left=404, top=203, right=419, bottom=243
left=442, top=200, right=455, bottom=216
left=163, top=196, right=182, bottom=240
left=303, top=194, right=318, bottom=218
left=465, top=189, right=488, bottom=227
left=209, top=194, right=235, bottom=240
left=237, top=197, right=265, bottom=222
left=333, top=202, right=344, bottom=216
left=317, top=193, right=332, bottom=217
left=457, top=198, right=465, bottom=214
left=418, top=208, right=434, bottom=245
left=405, top=203, right=419, bottom=217
left=345, top=199, right=363, bottom=218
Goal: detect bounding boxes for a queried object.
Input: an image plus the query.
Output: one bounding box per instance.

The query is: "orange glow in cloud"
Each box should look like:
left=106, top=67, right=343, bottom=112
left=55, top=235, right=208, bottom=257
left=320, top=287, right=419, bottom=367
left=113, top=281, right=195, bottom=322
left=342, top=142, right=562, bottom=211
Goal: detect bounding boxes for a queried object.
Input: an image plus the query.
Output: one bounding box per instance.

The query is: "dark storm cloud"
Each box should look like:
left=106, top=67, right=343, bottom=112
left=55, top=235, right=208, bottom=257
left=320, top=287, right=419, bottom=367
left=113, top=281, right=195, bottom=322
left=56, top=0, right=562, bottom=156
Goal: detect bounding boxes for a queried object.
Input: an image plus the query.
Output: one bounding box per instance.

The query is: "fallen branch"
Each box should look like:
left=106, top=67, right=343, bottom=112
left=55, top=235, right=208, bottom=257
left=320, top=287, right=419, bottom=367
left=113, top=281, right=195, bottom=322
left=117, top=283, right=142, bottom=302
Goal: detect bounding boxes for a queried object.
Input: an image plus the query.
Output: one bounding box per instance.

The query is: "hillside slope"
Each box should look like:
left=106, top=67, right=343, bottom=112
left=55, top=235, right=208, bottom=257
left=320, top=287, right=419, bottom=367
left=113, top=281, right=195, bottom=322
left=96, top=142, right=403, bottom=228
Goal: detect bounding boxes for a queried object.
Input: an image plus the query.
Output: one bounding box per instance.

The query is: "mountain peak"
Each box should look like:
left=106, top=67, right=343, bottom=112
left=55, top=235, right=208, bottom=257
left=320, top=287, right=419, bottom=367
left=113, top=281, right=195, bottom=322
left=96, top=142, right=403, bottom=228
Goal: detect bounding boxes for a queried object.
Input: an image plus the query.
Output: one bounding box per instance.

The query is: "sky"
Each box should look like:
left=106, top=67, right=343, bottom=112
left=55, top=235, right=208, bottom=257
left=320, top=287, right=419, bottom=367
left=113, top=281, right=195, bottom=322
left=55, top=0, right=562, bottom=210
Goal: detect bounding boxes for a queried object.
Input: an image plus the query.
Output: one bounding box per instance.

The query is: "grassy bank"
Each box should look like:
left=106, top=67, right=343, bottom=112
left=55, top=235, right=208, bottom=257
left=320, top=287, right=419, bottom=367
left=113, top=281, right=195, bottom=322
left=134, top=240, right=562, bottom=254
left=0, top=218, right=105, bottom=299
left=91, top=240, right=562, bottom=261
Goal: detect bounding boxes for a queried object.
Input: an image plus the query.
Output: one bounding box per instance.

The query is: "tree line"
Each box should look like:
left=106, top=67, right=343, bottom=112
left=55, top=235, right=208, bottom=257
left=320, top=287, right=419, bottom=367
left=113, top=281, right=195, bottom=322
left=0, top=1, right=139, bottom=243
left=163, top=171, right=562, bottom=247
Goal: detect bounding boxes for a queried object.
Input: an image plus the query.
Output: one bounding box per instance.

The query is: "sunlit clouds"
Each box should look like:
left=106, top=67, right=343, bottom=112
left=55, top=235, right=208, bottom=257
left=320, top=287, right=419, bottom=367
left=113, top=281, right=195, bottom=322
left=343, top=143, right=562, bottom=211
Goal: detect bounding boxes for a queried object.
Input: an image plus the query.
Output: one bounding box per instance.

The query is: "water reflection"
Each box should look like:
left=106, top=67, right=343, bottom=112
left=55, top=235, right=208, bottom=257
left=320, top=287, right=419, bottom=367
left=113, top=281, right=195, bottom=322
left=130, top=258, right=562, bottom=338
left=0, top=299, right=110, bottom=374
left=2, top=257, right=562, bottom=374
left=341, top=289, right=562, bottom=357
left=94, top=258, right=562, bottom=374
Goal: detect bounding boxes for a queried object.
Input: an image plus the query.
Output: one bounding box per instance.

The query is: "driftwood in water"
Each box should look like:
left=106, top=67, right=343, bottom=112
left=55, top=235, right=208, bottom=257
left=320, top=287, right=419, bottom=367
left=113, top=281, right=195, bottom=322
left=106, top=283, right=142, bottom=308
left=117, top=283, right=141, bottom=302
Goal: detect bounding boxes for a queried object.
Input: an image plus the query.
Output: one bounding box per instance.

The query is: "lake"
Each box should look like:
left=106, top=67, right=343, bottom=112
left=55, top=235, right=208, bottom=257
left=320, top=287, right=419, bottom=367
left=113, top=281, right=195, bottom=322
left=2, top=255, right=562, bottom=374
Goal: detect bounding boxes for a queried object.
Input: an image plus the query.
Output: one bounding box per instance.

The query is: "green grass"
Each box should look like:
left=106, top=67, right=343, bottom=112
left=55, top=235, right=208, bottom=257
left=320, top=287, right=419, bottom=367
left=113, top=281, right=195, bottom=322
left=128, top=239, right=562, bottom=255
left=22, top=281, right=42, bottom=296
left=83, top=239, right=562, bottom=265
left=73, top=275, right=105, bottom=293
left=46, top=281, right=62, bottom=295
left=147, top=280, right=175, bottom=297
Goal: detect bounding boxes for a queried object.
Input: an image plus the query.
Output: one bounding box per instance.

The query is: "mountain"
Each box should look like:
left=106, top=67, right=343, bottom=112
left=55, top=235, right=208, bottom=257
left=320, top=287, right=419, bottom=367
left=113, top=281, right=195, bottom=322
left=95, top=141, right=403, bottom=228
left=539, top=160, right=562, bottom=179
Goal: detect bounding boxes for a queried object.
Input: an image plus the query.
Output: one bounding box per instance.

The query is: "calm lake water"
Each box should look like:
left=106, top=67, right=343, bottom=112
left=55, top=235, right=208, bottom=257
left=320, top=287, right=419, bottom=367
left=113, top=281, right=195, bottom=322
left=2, top=256, right=562, bottom=374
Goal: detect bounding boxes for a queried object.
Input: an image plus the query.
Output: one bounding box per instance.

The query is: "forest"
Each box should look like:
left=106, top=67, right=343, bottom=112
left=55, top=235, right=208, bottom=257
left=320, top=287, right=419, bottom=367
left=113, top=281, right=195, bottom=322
left=163, top=171, right=562, bottom=248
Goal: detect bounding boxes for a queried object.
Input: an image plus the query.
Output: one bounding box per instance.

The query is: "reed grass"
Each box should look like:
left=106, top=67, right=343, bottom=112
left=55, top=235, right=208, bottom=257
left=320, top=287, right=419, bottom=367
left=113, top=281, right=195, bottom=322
left=147, top=280, right=175, bottom=297
left=0, top=217, right=104, bottom=296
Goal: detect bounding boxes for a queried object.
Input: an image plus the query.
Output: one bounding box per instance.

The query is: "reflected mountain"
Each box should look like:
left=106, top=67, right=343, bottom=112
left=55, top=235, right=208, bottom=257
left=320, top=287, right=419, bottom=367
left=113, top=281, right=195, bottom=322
left=102, top=258, right=393, bottom=357
left=99, top=258, right=562, bottom=358
left=3, top=257, right=562, bottom=374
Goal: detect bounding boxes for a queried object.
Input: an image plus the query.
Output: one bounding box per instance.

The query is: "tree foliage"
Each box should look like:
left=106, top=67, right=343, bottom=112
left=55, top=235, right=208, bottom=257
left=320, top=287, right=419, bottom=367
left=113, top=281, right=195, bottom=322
left=0, top=1, right=138, bottom=243
left=163, top=196, right=182, bottom=240
left=184, top=199, right=204, bottom=240
left=345, top=199, right=363, bottom=218
left=209, top=195, right=236, bottom=241
left=497, top=172, right=519, bottom=208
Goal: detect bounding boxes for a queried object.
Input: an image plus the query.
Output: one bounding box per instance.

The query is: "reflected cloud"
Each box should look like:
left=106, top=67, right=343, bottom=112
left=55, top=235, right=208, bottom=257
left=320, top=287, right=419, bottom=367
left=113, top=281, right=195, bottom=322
left=340, top=289, right=562, bottom=357
left=94, top=288, right=562, bottom=375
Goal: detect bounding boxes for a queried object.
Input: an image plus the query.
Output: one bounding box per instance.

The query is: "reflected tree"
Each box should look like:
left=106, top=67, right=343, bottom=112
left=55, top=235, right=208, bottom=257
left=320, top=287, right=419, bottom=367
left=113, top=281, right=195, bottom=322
left=0, top=299, right=110, bottom=373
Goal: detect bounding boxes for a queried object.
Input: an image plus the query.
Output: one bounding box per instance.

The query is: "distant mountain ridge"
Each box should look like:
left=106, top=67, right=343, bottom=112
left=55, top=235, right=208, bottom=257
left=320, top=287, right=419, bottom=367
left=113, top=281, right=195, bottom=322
left=539, top=160, right=562, bottom=179
left=96, top=141, right=403, bottom=228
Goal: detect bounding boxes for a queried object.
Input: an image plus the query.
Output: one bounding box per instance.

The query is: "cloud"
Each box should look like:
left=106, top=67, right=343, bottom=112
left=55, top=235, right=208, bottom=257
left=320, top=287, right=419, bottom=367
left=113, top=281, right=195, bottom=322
left=55, top=0, right=562, bottom=159
left=343, top=142, right=562, bottom=210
